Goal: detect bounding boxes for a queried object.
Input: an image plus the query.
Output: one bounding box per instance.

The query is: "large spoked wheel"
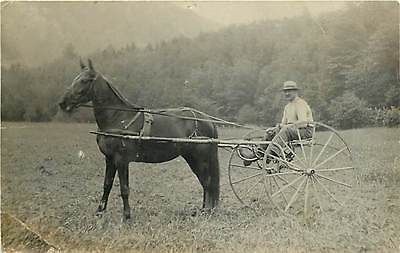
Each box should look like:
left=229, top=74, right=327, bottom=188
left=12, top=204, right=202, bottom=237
left=262, top=122, right=355, bottom=217
left=227, top=128, right=275, bottom=210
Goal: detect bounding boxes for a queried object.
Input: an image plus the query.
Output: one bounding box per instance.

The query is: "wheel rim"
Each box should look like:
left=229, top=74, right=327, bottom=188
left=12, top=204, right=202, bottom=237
left=262, top=122, right=355, bottom=217
left=227, top=129, right=273, bottom=210
left=228, top=146, right=270, bottom=210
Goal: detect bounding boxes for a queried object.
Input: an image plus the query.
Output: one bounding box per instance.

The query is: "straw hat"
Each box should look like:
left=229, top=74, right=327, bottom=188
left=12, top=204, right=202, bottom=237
left=282, top=81, right=299, bottom=91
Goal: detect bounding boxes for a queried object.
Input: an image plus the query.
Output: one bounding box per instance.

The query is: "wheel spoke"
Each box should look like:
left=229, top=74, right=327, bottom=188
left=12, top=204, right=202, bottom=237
left=285, top=176, right=307, bottom=212
left=296, top=128, right=308, bottom=164
left=276, top=174, right=299, bottom=191
left=264, top=171, right=301, bottom=178
left=314, top=176, right=343, bottom=206
left=272, top=176, right=288, bottom=205
left=278, top=135, right=307, bottom=168
left=315, top=173, right=352, bottom=188
left=313, top=147, right=347, bottom=170
left=308, top=126, right=316, bottom=167
left=268, top=176, right=273, bottom=193
left=304, top=176, right=310, bottom=217
left=311, top=176, right=324, bottom=213
left=272, top=175, right=304, bottom=198
left=231, top=171, right=264, bottom=185
left=317, top=166, right=354, bottom=172
left=231, top=163, right=262, bottom=171
left=262, top=171, right=270, bottom=201
left=238, top=176, right=264, bottom=199
left=268, top=153, right=303, bottom=171
left=312, top=132, right=334, bottom=167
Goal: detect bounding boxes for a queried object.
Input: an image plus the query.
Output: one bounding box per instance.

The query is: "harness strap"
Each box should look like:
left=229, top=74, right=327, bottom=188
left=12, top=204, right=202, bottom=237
left=123, top=112, right=141, bottom=130
left=187, top=109, right=199, bottom=138
left=140, top=113, right=154, bottom=137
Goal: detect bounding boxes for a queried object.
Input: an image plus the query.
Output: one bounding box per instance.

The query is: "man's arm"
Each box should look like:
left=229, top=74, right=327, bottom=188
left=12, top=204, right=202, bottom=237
left=281, top=106, right=288, bottom=125
left=296, top=101, right=313, bottom=124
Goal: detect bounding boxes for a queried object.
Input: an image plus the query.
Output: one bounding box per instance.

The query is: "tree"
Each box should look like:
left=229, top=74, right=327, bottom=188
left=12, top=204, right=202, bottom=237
left=237, top=104, right=258, bottom=124
left=327, top=92, right=369, bottom=129
left=2, top=2, right=397, bottom=128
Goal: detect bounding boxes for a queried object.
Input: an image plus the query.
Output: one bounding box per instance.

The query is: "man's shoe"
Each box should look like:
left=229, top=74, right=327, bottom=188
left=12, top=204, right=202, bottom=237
left=243, top=160, right=252, bottom=166
left=238, top=146, right=256, bottom=159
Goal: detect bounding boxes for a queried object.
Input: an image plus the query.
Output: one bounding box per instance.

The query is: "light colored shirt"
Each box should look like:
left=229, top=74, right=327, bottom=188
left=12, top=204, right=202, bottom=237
left=281, top=96, right=313, bottom=126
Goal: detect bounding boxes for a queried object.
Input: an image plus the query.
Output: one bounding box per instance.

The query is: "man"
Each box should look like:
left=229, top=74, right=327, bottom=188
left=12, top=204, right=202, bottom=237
left=242, top=81, right=313, bottom=165
left=265, top=80, right=314, bottom=162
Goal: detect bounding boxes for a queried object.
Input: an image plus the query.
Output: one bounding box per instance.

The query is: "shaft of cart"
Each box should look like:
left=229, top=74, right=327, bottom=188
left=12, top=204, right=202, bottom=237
left=90, top=130, right=272, bottom=148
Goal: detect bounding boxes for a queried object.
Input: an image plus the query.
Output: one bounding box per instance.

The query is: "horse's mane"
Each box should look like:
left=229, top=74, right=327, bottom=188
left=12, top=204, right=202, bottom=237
left=101, top=75, right=142, bottom=109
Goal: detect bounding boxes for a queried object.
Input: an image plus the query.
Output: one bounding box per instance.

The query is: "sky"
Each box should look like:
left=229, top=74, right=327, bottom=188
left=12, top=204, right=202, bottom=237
left=1, top=0, right=347, bottom=25
left=1, top=0, right=348, bottom=66
left=174, top=1, right=346, bottom=25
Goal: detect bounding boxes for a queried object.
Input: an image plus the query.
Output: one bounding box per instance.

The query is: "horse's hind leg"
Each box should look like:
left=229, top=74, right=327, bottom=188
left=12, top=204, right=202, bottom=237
left=115, top=155, right=131, bottom=221
left=205, top=145, right=220, bottom=209
left=183, top=144, right=220, bottom=209
left=96, top=156, right=117, bottom=215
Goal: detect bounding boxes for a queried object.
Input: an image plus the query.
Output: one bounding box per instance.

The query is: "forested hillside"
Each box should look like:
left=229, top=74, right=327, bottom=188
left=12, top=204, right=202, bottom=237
left=2, top=2, right=399, bottom=128
left=2, top=1, right=219, bottom=66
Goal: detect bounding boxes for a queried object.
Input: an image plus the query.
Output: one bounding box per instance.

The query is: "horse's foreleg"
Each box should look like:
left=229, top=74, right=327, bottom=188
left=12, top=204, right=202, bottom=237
left=96, top=156, right=117, bottom=215
left=116, top=158, right=131, bottom=221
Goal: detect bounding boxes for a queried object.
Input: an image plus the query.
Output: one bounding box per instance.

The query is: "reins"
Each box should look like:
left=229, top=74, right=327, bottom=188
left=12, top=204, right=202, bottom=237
left=78, top=71, right=264, bottom=130
left=78, top=104, right=262, bottom=130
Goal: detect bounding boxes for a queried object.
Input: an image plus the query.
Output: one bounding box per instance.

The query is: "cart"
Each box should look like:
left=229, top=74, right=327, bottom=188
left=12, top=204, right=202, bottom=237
left=90, top=108, right=355, bottom=217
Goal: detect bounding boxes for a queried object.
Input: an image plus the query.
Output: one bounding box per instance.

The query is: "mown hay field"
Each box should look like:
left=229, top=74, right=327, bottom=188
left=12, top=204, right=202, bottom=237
left=1, top=122, right=400, bottom=252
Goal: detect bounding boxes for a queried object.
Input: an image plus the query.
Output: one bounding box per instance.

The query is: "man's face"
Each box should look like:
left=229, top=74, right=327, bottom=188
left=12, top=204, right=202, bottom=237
left=283, top=89, right=298, bottom=102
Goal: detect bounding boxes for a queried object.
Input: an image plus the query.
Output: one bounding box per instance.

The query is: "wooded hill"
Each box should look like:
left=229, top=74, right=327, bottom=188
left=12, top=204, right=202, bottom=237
left=2, top=1, right=219, bottom=66
left=2, top=2, right=399, bottom=128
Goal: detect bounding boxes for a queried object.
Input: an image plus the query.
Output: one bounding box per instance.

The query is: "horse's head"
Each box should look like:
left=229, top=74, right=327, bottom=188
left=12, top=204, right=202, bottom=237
left=59, top=59, right=98, bottom=113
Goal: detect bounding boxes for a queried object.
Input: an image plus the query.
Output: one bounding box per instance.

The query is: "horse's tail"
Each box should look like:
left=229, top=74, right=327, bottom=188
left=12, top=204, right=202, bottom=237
left=209, top=121, right=220, bottom=206
left=183, top=110, right=220, bottom=207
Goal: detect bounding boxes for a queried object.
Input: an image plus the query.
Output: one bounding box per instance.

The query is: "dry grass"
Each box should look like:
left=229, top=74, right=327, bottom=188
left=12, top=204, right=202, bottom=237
left=1, top=122, right=399, bottom=252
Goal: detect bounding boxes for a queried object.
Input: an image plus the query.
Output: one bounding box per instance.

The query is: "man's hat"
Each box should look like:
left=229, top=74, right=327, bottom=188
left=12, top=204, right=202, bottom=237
left=282, top=81, right=299, bottom=91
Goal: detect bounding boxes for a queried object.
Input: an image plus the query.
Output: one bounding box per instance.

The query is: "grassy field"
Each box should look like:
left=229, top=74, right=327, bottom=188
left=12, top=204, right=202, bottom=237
left=1, top=122, right=400, bottom=252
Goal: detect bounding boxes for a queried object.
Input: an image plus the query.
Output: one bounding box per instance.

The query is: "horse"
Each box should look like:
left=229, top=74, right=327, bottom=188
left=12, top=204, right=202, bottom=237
left=59, top=59, right=220, bottom=221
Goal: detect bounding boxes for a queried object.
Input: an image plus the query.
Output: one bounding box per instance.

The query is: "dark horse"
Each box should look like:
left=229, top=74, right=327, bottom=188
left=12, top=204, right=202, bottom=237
left=59, top=59, right=220, bottom=220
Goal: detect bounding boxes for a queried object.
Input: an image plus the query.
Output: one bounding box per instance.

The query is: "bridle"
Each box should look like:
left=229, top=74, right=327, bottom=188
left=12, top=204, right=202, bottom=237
left=85, top=73, right=99, bottom=101
left=68, top=70, right=99, bottom=106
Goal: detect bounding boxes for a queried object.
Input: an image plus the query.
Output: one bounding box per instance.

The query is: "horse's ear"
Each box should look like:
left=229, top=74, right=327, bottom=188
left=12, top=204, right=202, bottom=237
left=80, top=58, right=86, bottom=70
left=88, top=59, right=95, bottom=71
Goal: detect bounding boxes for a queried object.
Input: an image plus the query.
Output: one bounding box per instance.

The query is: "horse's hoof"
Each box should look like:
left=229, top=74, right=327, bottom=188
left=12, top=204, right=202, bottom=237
left=96, top=202, right=107, bottom=213
left=190, top=210, right=197, bottom=217
left=96, top=206, right=106, bottom=216
left=122, top=210, right=131, bottom=222
left=200, top=208, right=212, bottom=215
left=122, top=215, right=132, bottom=223
left=200, top=207, right=217, bottom=216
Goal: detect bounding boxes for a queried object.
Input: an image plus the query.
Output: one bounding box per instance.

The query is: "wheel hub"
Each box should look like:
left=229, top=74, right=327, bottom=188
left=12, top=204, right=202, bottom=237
left=304, top=168, right=315, bottom=176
